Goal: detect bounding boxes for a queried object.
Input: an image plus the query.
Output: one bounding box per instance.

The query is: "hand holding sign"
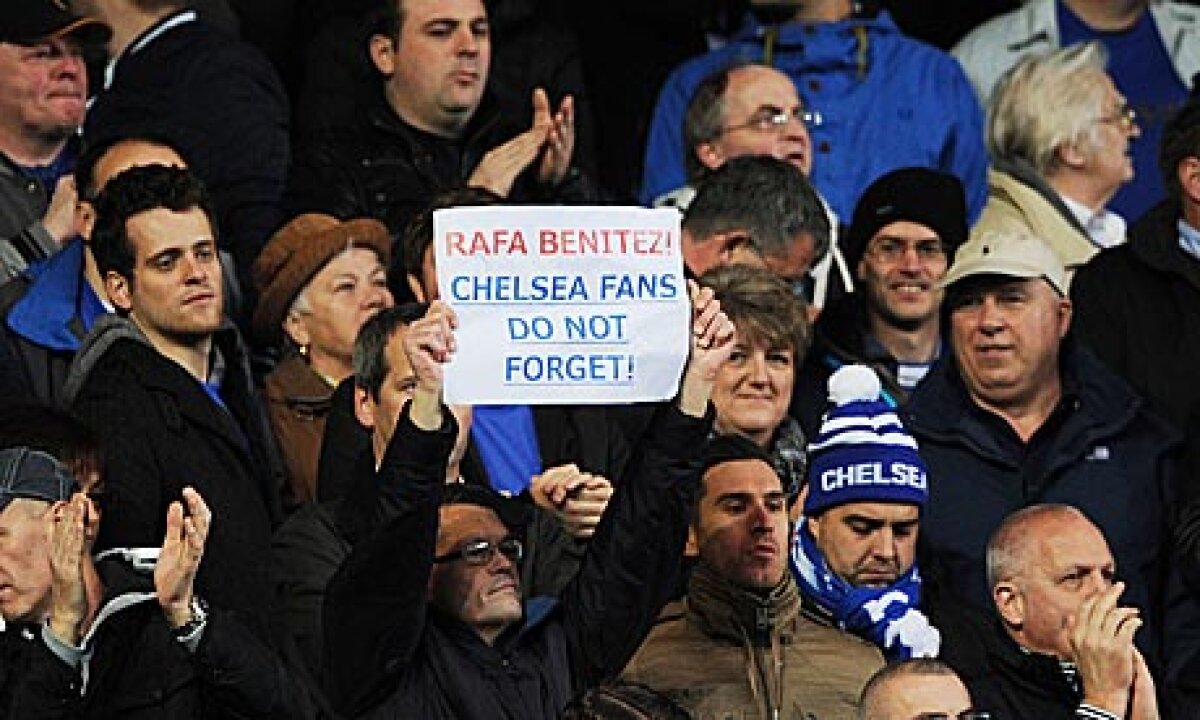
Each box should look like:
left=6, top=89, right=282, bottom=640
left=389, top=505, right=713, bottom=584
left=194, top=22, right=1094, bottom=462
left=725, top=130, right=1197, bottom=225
left=404, top=301, right=458, bottom=430
left=678, top=281, right=736, bottom=418
left=436, top=206, right=689, bottom=405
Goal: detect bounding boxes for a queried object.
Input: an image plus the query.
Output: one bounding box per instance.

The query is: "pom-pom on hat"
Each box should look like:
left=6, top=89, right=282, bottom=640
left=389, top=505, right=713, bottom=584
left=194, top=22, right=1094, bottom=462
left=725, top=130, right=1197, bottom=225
left=803, top=365, right=927, bottom=516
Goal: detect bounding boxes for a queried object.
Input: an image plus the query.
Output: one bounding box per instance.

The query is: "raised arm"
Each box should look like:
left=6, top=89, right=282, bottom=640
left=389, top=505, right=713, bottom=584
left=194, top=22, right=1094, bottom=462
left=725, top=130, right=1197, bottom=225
left=322, top=302, right=459, bottom=715
left=561, top=282, right=734, bottom=687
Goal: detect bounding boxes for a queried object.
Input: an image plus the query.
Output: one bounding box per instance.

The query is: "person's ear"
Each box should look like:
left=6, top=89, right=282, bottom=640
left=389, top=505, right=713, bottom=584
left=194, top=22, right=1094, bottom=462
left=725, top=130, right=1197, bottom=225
left=369, top=34, right=397, bottom=76
left=284, top=311, right=311, bottom=349
left=684, top=524, right=699, bottom=557
left=1057, top=296, right=1073, bottom=338
left=105, top=271, right=132, bottom=312
left=694, top=141, right=725, bottom=172
left=1056, top=140, right=1088, bottom=170
left=353, top=386, right=377, bottom=430
left=994, top=580, right=1025, bottom=629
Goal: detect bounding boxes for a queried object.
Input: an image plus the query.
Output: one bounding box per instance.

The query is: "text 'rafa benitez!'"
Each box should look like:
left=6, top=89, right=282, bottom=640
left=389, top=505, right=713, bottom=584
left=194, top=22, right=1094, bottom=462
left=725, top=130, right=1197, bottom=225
left=434, top=206, right=690, bottom=405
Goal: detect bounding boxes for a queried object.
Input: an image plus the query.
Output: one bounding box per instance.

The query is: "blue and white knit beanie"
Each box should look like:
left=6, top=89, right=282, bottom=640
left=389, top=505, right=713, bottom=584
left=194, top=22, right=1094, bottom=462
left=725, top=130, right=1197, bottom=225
left=803, top=365, right=927, bottom=516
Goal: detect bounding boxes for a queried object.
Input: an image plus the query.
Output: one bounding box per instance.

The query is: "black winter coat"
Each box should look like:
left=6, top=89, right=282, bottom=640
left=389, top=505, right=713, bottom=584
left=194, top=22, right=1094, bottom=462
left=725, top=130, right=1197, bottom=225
left=905, top=340, right=1197, bottom=679
left=65, top=317, right=283, bottom=618
left=1070, top=203, right=1200, bottom=601
left=322, top=401, right=710, bottom=719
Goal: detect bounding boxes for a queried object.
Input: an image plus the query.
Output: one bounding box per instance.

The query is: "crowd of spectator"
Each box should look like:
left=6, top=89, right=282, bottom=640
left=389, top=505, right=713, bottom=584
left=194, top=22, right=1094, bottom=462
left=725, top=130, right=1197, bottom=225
left=3, top=0, right=1200, bottom=718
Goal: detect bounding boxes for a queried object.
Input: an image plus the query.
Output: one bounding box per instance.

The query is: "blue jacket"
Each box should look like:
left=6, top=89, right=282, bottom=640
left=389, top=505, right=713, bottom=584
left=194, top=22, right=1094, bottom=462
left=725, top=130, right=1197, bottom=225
left=0, top=239, right=107, bottom=404
left=639, top=11, right=988, bottom=223
left=904, top=340, right=1200, bottom=682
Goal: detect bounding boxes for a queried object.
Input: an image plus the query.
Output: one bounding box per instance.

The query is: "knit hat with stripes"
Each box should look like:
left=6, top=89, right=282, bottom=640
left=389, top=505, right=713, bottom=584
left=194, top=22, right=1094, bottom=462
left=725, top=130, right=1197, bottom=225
left=803, top=365, right=927, bottom=516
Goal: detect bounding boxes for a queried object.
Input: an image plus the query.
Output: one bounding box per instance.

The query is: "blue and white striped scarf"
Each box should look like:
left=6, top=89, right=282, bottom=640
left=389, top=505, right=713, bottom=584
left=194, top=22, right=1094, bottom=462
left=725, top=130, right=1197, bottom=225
left=790, top=520, right=940, bottom=661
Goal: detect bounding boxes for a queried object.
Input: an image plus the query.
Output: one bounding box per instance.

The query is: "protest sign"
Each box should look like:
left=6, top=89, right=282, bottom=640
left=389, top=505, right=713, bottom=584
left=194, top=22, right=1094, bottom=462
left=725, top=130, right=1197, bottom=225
left=434, top=206, right=689, bottom=405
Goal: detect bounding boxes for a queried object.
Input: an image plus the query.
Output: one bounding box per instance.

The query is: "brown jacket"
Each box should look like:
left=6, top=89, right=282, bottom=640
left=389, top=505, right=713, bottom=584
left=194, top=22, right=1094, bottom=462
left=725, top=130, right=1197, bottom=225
left=264, top=354, right=335, bottom=508
left=622, top=564, right=884, bottom=720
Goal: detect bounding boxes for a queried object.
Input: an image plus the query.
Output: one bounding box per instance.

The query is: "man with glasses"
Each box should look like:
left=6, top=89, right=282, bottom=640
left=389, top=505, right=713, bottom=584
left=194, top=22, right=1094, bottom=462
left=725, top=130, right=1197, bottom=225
left=322, top=291, right=736, bottom=719
left=857, top=659, right=984, bottom=720
left=953, top=0, right=1197, bottom=222
left=973, top=43, right=1141, bottom=280
left=792, top=168, right=967, bottom=436
left=963, top=505, right=1159, bottom=719
left=639, top=0, right=988, bottom=226
left=657, top=62, right=852, bottom=314
left=0, top=0, right=109, bottom=282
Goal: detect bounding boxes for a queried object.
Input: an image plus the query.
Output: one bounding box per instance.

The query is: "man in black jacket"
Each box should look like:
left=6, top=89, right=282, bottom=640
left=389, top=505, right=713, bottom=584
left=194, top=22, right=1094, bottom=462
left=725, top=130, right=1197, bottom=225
left=967, top=504, right=1158, bottom=719
left=322, top=289, right=734, bottom=718
left=64, top=165, right=283, bottom=621
left=287, top=0, right=583, bottom=253
left=1071, top=102, right=1200, bottom=600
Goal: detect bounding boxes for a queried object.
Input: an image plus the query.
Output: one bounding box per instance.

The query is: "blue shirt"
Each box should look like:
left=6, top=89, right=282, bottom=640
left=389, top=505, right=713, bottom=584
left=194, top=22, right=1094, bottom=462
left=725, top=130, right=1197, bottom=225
left=1058, top=1, right=1189, bottom=222
left=471, top=405, right=543, bottom=496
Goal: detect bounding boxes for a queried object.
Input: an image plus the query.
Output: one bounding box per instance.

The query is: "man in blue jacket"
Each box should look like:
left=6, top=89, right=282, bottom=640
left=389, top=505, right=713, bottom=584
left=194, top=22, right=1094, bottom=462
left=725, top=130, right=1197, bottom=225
left=639, top=0, right=988, bottom=223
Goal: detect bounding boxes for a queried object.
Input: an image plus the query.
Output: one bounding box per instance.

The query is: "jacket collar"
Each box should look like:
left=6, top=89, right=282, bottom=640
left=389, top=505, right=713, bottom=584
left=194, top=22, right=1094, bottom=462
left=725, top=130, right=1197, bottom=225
left=686, top=561, right=800, bottom=645
left=366, top=87, right=504, bottom=155
left=906, top=338, right=1144, bottom=460
left=985, top=620, right=1080, bottom=704
left=1128, top=201, right=1200, bottom=293
left=6, top=239, right=107, bottom=351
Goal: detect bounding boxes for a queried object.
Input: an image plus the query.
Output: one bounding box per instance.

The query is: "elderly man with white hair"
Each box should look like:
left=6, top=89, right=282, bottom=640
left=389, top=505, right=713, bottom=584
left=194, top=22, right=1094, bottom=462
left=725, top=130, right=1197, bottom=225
left=973, top=43, right=1141, bottom=278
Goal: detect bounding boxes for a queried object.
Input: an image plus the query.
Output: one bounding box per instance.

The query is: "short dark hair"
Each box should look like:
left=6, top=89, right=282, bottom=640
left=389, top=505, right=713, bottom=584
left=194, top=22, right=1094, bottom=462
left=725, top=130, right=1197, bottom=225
left=1160, top=101, right=1200, bottom=202
left=699, top=264, right=811, bottom=360
left=352, top=303, right=428, bottom=400
left=0, top=402, right=104, bottom=486
left=400, top=186, right=503, bottom=278
left=683, top=63, right=743, bottom=182
left=369, top=0, right=404, bottom=43
left=76, top=134, right=188, bottom=201
left=90, top=165, right=216, bottom=282
left=684, top=156, right=830, bottom=264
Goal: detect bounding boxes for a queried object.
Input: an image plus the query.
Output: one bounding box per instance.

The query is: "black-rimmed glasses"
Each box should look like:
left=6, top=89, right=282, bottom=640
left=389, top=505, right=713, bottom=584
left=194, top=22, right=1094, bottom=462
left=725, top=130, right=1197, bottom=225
left=433, top=537, right=524, bottom=566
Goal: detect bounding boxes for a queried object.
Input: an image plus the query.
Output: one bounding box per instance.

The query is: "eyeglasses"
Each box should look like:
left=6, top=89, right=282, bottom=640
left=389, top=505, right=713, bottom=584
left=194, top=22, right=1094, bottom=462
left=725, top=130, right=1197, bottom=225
left=721, top=106, right=822, bottom=135
left=866, top=237, right=948, bottom=263
left=433, top=537, right=524, bottom=566
left=1096, top=103, right=1137, bottom=133
left=914, top=712, right=990, bottom=719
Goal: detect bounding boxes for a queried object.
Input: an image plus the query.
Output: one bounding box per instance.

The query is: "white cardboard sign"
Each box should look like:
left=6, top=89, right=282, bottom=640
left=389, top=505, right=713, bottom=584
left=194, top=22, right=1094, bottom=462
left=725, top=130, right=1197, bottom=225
left=434, top=206, right=689, bottom=405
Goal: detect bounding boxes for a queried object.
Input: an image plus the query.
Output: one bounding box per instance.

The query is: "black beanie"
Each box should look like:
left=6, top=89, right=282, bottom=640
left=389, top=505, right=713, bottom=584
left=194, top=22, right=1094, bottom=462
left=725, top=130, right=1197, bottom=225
left=845, top=167, right=968, bottom=270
